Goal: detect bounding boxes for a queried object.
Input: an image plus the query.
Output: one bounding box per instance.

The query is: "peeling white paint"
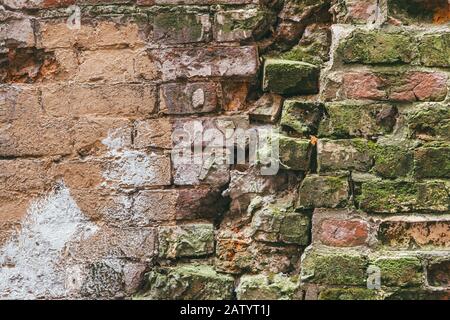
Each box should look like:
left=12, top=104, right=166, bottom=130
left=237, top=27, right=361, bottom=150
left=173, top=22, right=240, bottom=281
left=0, top=182, right=98, bottom=299
left=102, top=129, right=159, bottom=188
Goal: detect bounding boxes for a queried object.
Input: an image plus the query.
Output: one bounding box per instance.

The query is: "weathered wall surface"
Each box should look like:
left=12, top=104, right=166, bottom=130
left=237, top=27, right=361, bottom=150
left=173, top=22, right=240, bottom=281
left=0, top=0, right=449, bottom=299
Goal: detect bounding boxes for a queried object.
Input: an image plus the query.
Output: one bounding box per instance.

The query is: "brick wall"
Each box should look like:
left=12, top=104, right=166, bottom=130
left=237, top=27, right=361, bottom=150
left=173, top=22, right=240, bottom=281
left=0, top=0, right=448, bottom=299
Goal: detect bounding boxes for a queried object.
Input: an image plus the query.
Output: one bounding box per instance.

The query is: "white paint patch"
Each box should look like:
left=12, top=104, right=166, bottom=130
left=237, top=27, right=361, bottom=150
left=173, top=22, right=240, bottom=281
left=102, top=129, right=159, bottom=188
left=0, top=182, right=98, bottom=299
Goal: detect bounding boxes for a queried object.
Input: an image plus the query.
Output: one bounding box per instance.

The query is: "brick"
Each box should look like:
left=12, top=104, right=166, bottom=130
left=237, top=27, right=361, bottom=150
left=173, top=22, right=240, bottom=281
left=318, top=287, right=379, bottom=300
left=76, top=49, right=157, bottom=83
left=280, top=100, right=323, bottom=136
left=374, top=256, right=423, bottom=287
left=134, top=118, right=172, bottom=149
left=38, top=21, right=144, bottom=49
left=263, top=59, right=319, bottom=95
left=0, top=18, right=35, bottom=48
left=278, top=135, right=312, bottom=171
left=41, top=83, right=157, bottom=117
left=318, top=103, right=397, bottom=138
left=249, top=93, right=283, bottom=124
left=301, top=250, right=368, bottom=286
left=175, top=188, right=228, bottom=221
left=406, top=104, right=450, bottom=141
left=151, top=8, right=210, bottom=44
left=313, top=209, right=369, bottom=247
left=171, top=115, right=249, bottom=149
left=158, top=224, right=215, bottom=258
left=221, top=81, right=249, bottom=112
left=137, top=264, right=234, bottom=300
left=339, top=30, right=415, bottom=64
left=281, top=24, right=331, bottom=66
left=70, top=118, right=132, bottom=157
left=419, top=33, right=450, bottom=67
left=378, top=219, right=450, bottom=249
left=0, top=116, right=73, bottom=157
left=332, top=71, right=448, bottom=102
left=70, top=226, right=156, bottom=262
left=214, top=8, right=275, bottom=42
left=414, top=143, right=450, bottom=178
left=330, top=0, right=378, bottom=24
left=152, top=46, right=258, bottom=81
left=387, top=0, right=450, bottom=25
left=318, top=139, right=374, bottom=172
left=0, top=159, right=49, bottom=193
left=160, top=82, right=219, bottom=115
left=357, top=180, right=449, bottom=213
left=103, top=151, right=172, bottom=188
left=372, top=144, right=414, bottom=178
left=427, top=259, right=450, bottom=287
left=251, top=206, right=310, bottom=245
left=236, top=274, right=300, bottom=300
left=215, top=237, right=302, bottom=275
left=297, top=175, right=349, bottom=209
left=172, top=151, right=230, bottom=187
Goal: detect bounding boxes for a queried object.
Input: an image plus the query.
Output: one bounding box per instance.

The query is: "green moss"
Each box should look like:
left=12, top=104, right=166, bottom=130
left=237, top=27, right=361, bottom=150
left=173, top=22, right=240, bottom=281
left=136, top=264, right=234, bottom=300
left=319, top=103, right=397, bottom=138
left=236, top=274, right=300, bottom=300
left=374, top=257, right=423, bottom=287
left=278, top=134, right=312, bottom=170
left=414, top=144, right=450, bottom=178
left=301, top=251, right=368, bottom=286
left=297, top=175, right=349, bottom=209
left=280, top=100, right=324, bottom=135
left=338, top=30, right=415, bottom=64
left=357, top=180, right=449, bottom=213
left=373, top=145, right=414, bottom=178
left=407, top=104, right=450, bottom=140
left=263, top=59, right=319, bottom=95
left=319, top=288, right=380, bottom=300
left=252, top=204, right=310, bottom=245
left=419, top=33, right=450, bottom=67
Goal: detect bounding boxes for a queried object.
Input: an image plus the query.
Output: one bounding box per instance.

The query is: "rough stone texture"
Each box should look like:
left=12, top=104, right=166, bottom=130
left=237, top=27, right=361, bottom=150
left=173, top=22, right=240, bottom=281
left=1, top=0, right=449, bottom=301
left=236, top=274, right=300, bottom=300
left=137, top=264, right=234, bottom=300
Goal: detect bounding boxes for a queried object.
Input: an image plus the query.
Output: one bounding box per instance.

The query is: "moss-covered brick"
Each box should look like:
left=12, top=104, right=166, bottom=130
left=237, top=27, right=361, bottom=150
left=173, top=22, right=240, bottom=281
left=414, top=143, right=450, bottom=178
left=374, top=257, right=423, bottom=288
left=297, top=175, right=349, bottom=209
left=338, top=30, right=415, bottom=64
left=263, top=59, right=319, bottom=95
left=386, top=289, right=450, bottom=300
left=281, top=24, right=331, bottom=66
left=236, top=273, right=300, bottom=300
left=419, top=33, right=450, bottom=67
left=373, top=144, right=414, bottom=178
left=280, top=100, right=324, bottom=136
left=407, top=104, right=450, bottom=141
left=158, top=224, right=215, bottom=258
left=318, top=103, right=397, bottom=138
left=279, top=135, right=312, bottom=171
left=357, top=180, right=449, bottom=213
left=301, top=250, right=368, bottom=286
left=251, top=206, right=311, bottom=245
left=318, top=138, right=375, bottom=172
left=318, top=288, right=380, bottom=300
left=214, top=8, right=276, bottom=42
left=136, top=264, right=234, bottom=300
left=152, top=8, right=209, bottom=44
